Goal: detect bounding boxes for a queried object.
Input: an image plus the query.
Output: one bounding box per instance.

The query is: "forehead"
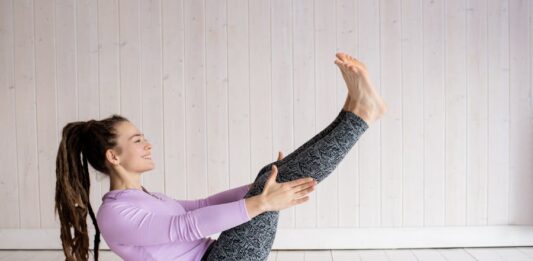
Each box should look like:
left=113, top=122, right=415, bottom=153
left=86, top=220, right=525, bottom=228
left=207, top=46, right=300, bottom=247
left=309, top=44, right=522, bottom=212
left=115, top=121, right=141, bottom=139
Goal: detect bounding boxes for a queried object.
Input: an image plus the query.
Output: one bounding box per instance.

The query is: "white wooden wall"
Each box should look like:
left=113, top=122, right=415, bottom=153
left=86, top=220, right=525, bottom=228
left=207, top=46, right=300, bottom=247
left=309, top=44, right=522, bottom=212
left=0, top=0, right=532, bottom=249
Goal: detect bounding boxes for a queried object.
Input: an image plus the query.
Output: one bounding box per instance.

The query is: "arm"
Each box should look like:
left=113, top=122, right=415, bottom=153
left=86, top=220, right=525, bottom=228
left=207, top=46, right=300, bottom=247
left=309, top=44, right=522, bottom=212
left=97, top=199, right=251, bottom=246
left=173, top=184, right=251, bottom=211
left=174, top=150, right=283, bottom=211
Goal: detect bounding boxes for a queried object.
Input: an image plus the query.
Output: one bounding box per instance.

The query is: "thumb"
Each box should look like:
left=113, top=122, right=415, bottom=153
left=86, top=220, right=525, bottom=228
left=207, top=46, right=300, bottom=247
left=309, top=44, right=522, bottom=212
left=267, top=165, right=278, bottom=185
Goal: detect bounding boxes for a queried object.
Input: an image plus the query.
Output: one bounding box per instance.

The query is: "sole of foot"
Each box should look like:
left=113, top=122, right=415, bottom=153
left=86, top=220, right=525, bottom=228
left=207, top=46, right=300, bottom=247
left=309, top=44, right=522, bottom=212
left=334, top=52, right=388, bottom=125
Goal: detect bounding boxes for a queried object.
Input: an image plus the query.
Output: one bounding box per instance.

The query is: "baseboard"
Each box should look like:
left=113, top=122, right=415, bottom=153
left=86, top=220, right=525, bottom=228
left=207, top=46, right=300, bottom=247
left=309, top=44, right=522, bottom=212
left=1, top=226, right=532, bottom=250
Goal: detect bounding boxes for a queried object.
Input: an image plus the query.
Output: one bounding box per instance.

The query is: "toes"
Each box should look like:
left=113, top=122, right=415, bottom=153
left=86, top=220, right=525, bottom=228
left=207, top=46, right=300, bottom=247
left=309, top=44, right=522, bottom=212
left=340, top=54, right=367, bottom=70
left=336, top=52, right=366, bottom=71
left=351, top=57, right=367, bottom=69
left=335, top=59, right=349, bottom=70
left=336, top=52, right=349, bottom=63
left=336, top=60, right=358, bottom=75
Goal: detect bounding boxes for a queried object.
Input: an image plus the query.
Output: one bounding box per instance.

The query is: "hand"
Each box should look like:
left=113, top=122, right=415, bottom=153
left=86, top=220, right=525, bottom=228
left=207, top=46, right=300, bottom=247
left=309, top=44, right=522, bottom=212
left=249, top=151, right=285, bottom=192
left=259, top=164, right=317, bottom=212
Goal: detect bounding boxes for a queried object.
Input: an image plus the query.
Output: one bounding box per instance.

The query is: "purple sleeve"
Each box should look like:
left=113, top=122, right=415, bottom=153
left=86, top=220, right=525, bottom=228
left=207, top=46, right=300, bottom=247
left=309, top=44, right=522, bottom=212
left=174, top=184, right=251, bottom=211
left=98, top=199, right=251, bottom=246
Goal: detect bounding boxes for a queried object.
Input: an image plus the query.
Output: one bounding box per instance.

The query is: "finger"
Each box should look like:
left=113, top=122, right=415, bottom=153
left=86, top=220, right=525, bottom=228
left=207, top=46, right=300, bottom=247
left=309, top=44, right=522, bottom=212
left=294, top=185, right=315, bottom=197
left=294, top=196, right=310, bottom=205
left=293, top=180, right=317, bottom=191
left=293, top=184, right=316, bottom=196
left=277, top=151, right=285, bottom=160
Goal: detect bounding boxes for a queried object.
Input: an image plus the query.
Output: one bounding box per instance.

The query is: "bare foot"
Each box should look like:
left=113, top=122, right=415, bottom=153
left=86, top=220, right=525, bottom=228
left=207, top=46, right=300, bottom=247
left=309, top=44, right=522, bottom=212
left=335, top=52, right=387, bottom=125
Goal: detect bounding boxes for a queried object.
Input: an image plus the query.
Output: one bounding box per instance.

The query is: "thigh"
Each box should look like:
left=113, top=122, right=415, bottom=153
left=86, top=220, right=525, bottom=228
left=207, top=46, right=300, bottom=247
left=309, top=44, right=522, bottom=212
left=204, top=211, right=280, bottom=261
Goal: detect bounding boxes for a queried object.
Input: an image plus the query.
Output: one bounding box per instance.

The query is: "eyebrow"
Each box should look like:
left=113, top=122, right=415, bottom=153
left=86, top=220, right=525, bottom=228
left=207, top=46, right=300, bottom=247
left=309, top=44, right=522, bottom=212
left=128, top=133, right=144, bottom=141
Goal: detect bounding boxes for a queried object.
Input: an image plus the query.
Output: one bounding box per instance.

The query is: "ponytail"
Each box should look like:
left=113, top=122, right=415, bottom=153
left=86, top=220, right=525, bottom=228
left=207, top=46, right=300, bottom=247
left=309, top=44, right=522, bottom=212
left=55, top=115, right=128, bottom=260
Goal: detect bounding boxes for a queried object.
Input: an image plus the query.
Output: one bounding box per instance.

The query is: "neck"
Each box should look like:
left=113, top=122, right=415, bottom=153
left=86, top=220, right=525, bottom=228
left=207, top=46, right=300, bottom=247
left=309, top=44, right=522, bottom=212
left=109, top=171, right=142, bottom=191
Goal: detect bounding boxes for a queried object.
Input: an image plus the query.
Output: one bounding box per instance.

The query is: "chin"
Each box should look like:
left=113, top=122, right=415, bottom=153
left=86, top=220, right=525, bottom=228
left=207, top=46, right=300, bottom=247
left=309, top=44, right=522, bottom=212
left=140, top=163, right=155, bottom=172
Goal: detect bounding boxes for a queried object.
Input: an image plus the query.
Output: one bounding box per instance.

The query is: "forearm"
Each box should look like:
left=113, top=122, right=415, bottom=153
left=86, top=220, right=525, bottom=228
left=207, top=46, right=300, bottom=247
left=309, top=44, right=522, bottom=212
left=206, top=184, right=250, bottom=205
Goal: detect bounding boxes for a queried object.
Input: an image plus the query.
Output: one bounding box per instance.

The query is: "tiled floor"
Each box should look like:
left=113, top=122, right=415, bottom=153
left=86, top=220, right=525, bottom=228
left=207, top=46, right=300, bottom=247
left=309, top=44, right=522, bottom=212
left=1, top=247, right=532, bottom=260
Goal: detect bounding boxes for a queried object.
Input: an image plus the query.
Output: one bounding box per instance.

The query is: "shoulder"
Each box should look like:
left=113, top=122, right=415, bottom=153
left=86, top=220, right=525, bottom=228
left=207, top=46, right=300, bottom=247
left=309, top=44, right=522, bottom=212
left=97, top=191, right=146, bottom=222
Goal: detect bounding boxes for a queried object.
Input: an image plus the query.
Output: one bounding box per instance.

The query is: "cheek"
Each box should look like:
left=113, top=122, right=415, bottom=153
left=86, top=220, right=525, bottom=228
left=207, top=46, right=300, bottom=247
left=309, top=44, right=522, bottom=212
left=119, top=148, right=138, bottom=166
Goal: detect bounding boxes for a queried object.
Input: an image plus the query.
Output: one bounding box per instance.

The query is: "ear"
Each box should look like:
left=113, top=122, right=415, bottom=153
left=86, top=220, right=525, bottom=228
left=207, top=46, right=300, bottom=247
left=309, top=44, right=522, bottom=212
left=105, top=149, right=120, bottom=166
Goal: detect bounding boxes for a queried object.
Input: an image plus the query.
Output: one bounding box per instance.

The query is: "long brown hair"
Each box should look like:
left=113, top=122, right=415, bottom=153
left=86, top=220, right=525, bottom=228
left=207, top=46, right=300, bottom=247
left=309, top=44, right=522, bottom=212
left=55, top=115, right=128, bottom=261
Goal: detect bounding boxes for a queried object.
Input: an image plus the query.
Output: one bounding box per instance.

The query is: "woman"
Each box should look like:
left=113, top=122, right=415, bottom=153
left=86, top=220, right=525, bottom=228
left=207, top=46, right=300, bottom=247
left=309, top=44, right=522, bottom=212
left=54, top=52, right=387, bottom=261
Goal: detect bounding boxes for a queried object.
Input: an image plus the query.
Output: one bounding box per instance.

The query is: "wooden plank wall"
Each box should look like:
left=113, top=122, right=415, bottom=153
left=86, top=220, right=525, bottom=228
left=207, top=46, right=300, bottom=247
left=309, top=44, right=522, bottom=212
left=0, top=0, right=531, bottom=234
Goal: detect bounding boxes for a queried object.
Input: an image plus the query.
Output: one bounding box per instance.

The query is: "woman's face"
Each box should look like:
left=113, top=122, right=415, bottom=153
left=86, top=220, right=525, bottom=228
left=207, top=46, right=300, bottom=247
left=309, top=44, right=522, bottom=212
left=111, top=121, right=154, bottom=173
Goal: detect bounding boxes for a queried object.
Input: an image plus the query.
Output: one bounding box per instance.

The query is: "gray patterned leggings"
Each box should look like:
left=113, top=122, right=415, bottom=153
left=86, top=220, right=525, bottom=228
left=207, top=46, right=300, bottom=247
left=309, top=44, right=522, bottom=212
left=203, top=109, right=368, bottom=261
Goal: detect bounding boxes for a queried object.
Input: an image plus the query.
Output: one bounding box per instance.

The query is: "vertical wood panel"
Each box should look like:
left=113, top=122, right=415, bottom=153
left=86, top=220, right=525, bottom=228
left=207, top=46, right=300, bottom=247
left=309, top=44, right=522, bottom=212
left=249, top=0, right=272, bottom=181
left=184, top=0, right=207, bottom=199
left=293, top=0, right=316, bottom=228
left=227, top=0, right=250, bottom=190
left=161, top=0, right=187, bottom=200
left=444, top=0, right=467, bottom=226
left=315, top=0, right=339, bottom=228
left=206, top=0, right=229, bottom=195
left=509, top=0, right=532, bottom=224
left=401, top=0, right=424, bottom=227
left=0, top=0, right=19, bottom=228
left=55, top=0, right=77, bottom=130
left=528, top=0, right=532, bottom=224
left=140, top=0, right=164, bottom=192
left=487, top=0, right=510, bottom=225
left=336, top=0, right=359, bottom=228
left=271, top=0, right=294, bottom=228
left=422, top=0, right=445, bottom=226
left=358, top=0, right=381, bottom=227
left=466, top=0, right=489, bottom=226
left=119, top=0, right=141, bottom=125
left=34, top=0, right=57, bottom=228
left=14, top=0, right=39, bottom=228
left=380, top=0, right=403, bottom=227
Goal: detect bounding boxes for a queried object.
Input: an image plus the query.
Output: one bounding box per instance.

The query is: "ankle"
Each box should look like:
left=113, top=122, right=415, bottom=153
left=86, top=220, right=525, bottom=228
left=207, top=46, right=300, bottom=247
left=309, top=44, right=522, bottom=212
left=343, top=98, right=371, bottom=124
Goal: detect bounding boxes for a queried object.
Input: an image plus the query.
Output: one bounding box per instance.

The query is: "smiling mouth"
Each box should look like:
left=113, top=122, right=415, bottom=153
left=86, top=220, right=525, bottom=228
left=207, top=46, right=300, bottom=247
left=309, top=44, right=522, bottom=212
left=142, top=155, right=152, bottom=160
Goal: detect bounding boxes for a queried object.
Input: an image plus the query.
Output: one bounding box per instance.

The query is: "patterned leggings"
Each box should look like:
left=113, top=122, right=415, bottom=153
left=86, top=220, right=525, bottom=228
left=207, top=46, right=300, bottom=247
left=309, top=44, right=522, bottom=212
left=203, top=109, right=368, bottom=261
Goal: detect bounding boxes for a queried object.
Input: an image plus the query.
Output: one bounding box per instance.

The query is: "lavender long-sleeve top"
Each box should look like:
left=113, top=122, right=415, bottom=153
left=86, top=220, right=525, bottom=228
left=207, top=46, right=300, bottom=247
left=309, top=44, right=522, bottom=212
left=96, top=184, right=251, bottom=261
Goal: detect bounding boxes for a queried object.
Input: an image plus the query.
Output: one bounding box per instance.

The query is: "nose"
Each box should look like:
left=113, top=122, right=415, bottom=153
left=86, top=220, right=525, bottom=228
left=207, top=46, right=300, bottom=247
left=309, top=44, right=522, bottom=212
left=145, top=141, right=152, bottom=150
